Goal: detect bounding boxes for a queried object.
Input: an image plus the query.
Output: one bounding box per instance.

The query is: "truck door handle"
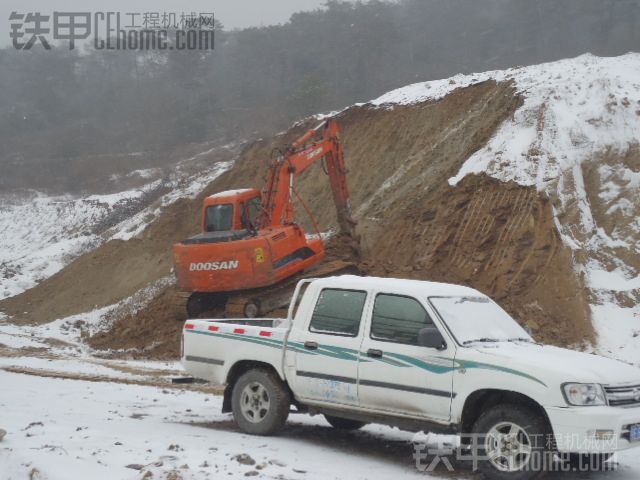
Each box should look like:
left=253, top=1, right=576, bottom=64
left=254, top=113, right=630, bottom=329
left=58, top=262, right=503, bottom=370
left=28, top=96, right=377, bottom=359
left=367, top=349, right=383, bottom=358
left=304, top=341, right=319, bottom=350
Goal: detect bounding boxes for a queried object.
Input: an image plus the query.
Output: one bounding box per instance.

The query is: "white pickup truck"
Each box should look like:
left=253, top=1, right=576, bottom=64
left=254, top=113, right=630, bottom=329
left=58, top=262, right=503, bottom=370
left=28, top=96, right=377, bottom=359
left=181, top=275, right=640, bottom=478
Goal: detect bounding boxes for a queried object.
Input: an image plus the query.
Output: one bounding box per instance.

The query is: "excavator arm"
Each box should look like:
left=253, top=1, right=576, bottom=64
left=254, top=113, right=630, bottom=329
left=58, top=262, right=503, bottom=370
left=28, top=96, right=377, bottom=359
left=261, top=119, right=358, bottom=244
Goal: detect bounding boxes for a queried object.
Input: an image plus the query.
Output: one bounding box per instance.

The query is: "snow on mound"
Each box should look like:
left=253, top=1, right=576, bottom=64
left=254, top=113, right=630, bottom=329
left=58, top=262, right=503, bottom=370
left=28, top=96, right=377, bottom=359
left=106, top=158, right=232, bottom=241
left=373, top=53, right=640, bottom=363
left=446, top=54, right=640, bottom=187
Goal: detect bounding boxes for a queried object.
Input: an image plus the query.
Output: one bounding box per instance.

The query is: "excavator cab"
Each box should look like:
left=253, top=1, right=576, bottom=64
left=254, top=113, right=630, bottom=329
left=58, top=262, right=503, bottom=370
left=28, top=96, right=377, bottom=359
left=201, top=189, right=261, bottom=233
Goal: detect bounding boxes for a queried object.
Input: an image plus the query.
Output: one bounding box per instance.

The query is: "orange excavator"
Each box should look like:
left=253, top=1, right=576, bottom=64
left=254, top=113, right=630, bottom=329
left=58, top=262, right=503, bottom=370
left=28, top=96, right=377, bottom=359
left=173, top=119, right=359, bottom=318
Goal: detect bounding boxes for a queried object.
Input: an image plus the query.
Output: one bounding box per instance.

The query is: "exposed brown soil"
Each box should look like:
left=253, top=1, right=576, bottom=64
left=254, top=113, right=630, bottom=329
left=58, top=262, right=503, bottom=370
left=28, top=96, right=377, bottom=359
left=361, top=174, right=594, bottom=347
left=1, top=78, right=596, bottom=356
left=88, top=284, right=187, bottom=359
left=582, top=145, right=640, bottom=307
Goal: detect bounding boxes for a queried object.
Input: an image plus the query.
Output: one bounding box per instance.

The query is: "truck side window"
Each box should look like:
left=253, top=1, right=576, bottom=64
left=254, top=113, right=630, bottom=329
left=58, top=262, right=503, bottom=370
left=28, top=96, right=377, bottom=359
left=371, top=294, right=433, bottom=346
left=309, top=289, right=366, bottom=337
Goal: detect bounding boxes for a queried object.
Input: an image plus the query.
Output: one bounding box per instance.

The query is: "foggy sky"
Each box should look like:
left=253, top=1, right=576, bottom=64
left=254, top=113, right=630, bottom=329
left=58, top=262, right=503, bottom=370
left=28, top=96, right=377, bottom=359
left=1, top=0, right=335, bottom=47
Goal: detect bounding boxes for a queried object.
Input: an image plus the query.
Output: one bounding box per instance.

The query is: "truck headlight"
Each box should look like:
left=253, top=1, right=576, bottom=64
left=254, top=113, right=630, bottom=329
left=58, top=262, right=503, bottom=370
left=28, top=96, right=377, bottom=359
left=562, top=383, right=607, bottom=406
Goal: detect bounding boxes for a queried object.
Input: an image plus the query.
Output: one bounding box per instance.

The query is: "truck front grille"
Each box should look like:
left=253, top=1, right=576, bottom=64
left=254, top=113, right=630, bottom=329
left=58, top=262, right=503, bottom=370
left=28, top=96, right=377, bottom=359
left=605, top=384, right=640, bottom=407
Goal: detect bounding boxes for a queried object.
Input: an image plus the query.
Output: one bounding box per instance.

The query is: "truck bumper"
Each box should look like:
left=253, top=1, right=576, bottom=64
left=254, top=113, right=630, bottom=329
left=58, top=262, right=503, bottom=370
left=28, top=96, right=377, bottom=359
left=546, top=405, right=640, bottom=453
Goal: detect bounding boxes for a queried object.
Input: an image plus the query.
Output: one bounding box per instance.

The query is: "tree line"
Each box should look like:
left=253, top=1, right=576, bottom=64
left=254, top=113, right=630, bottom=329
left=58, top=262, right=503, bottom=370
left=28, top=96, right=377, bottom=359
left=1, top=0, right=638, bottom=191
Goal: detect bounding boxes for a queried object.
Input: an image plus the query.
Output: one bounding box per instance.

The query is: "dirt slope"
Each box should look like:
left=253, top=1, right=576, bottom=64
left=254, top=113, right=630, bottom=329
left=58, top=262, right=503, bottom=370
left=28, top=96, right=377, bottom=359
left=1, top=79, right=595, bottom=356
left=0, top=197, right=198, bottom=324
left=361, top=174, right=593, bottom=346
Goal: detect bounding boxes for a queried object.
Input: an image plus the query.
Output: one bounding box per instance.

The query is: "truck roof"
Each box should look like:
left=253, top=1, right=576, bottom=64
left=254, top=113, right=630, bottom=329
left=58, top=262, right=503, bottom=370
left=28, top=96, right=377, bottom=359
left=310, top=275, right=483, bottom=298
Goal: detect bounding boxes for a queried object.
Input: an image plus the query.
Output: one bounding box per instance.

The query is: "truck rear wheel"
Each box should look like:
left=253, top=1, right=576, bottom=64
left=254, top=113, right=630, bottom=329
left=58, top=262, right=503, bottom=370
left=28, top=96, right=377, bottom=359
left=231, top=369, right=291, bottom=436
left=471, top=403, right=550, bottom=480
left=324, top=414, right=366, bottom=430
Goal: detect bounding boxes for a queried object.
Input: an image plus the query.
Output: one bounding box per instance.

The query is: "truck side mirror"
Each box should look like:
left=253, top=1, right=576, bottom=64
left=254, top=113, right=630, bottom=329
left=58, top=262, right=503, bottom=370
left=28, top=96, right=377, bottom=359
left=418, top=325, right=446, bottom=350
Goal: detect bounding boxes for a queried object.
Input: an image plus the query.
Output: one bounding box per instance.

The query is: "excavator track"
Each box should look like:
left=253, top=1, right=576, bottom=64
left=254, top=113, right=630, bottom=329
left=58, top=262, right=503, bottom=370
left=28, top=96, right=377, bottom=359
left=222, top=259, right=359, bottom=318
left=179, top=259, right=360, bottom=319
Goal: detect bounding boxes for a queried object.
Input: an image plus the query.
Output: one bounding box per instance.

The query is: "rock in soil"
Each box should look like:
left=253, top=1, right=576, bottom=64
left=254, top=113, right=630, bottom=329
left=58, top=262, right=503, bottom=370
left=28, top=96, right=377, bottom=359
left=233, top=453, right=256, bottom=466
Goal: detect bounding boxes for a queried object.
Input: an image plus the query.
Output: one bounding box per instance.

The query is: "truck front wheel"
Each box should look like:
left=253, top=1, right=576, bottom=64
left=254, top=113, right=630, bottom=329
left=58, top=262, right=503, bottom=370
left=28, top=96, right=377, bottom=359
left=471, top=403, right=550, bottom=480
left=231, top=369, right=291, bottom=436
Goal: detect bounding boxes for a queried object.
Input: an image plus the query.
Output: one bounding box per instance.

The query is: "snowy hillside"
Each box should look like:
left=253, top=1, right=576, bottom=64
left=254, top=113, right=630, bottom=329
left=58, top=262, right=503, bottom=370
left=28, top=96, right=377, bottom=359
left=0, top=188, right=154, bottom=300
left=0, top=149, right=234, bottom=301
left=370, top=53, right=640, bottom=363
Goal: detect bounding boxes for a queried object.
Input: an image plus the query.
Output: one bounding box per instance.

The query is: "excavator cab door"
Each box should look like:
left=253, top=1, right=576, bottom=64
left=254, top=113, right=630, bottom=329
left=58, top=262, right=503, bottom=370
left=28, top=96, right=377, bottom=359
left=241, top=196, right=262, bottom=235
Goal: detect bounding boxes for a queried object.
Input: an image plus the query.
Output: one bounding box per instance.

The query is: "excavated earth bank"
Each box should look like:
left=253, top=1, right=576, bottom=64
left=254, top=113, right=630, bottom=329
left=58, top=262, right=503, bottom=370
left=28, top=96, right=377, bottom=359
left=1, top=80, right=595, bottom=357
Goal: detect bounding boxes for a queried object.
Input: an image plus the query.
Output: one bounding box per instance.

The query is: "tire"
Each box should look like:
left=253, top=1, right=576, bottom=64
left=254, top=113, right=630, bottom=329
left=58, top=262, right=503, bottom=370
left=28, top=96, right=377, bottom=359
left=563, top=453, right=614, bottom=471
left=471, top=403, right=551, bottom=480
left=324, top=414, right=367, bottom=431
left=231, top=369, right=291, bottom=436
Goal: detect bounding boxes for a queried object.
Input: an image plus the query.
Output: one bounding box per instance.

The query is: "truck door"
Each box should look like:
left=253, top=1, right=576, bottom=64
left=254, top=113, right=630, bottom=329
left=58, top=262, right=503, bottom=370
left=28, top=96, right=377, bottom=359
left=286, top=287, right=368, bottom=407
left=357, top=293, right=455, bottom=421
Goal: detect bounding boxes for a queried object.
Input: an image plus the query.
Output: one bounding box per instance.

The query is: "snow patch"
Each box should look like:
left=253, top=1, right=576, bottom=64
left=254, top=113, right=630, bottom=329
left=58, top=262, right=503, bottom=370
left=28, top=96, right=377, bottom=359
left=0, top=370, right=437, bottom=480
left=0, top=145, right=234, bottom=300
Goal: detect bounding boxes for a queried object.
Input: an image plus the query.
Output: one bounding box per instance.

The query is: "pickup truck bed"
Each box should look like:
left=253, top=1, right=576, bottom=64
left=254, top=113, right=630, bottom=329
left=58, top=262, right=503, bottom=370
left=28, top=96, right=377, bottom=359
left=182, top=318, right=289, bottom=385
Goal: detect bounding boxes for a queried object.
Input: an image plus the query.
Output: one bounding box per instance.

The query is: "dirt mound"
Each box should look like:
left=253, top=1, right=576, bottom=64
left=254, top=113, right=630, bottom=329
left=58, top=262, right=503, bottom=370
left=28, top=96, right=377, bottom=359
left=361, top=174, right=593, bottom=346
left=88, top=284, right=185, bottom=359
left=0, top=196, right=199, bottom=324
left=582, top=145, right=640, bottom=305
left=2, top=78, right=595, bottom=356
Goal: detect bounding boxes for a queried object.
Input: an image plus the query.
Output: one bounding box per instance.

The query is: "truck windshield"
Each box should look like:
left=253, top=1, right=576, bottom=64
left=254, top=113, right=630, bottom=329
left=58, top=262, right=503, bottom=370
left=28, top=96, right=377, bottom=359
left=205, top=204, right=234, bottom=232
left=429, top=296, right=532, bottom=346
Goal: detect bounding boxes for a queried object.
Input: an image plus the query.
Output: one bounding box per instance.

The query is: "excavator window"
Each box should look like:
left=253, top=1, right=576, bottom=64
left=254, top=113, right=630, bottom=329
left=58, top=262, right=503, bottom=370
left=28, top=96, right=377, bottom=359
left=205, top=204, right=234, bottom=232
left=242, top=197, right=262, bottom=231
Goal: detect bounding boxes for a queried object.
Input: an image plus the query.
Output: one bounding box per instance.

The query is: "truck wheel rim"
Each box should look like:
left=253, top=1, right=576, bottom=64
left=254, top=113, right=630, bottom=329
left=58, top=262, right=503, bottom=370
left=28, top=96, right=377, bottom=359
left=240, top=381, right=270, bottom=423
left=485, top=421, right=532, bottom=472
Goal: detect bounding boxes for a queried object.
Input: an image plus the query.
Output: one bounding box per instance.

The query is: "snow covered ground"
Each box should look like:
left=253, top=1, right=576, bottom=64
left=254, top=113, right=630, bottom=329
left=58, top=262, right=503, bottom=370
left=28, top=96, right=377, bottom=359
left=0, top=314, right=441, bottom=480
left=0, top=368, right=433, bottom=480
left=2, top=349, right=640, bottom=480
left=367, top=53, right=640, bottom=364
